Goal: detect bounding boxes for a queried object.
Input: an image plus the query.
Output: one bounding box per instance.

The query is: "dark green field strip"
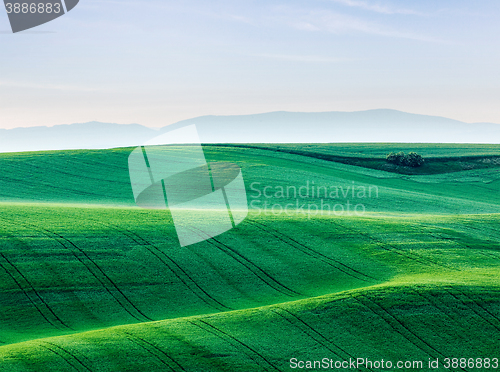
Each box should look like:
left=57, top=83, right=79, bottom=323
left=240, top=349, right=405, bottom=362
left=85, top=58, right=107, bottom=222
left=210, top=144, right=500, bottom=176
left=210, top=143, right=500, bottom=159
left=2, top=283, right=500, bottom=372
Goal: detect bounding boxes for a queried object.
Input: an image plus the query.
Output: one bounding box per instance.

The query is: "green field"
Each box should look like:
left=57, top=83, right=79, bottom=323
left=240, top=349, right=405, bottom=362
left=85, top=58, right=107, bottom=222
left=1, top=144, right=500, bottom=371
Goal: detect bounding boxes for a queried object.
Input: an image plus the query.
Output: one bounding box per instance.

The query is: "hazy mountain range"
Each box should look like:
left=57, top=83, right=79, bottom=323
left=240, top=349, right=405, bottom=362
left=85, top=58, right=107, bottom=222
left=2, top=109, right=500, bottom=153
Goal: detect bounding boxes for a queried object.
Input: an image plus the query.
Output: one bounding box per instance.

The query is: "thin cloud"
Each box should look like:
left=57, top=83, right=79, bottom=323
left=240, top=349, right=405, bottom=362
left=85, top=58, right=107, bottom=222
left=212, top=5, right=440, bottom=42
left=272, top=8, right=441, bottom=42
left=329, top=0, right=427, bottom=16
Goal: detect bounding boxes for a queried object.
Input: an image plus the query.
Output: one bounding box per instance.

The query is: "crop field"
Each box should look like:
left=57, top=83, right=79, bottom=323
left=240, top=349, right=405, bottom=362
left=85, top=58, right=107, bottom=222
left=1, top=144, right=500, bottom=371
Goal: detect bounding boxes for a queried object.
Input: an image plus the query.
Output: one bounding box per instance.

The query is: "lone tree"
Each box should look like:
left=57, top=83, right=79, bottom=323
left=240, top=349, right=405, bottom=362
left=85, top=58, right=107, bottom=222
left=386, top=151, right=424, bottom=167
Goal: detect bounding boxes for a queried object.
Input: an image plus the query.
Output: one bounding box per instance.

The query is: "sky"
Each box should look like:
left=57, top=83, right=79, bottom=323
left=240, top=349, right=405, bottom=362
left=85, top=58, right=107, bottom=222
left=1, top=0, right=500, bottom=129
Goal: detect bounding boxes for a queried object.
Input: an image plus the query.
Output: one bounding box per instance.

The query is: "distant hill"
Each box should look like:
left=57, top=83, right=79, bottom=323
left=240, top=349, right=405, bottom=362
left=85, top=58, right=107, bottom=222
left=163, top=109, right=500, bottom=144
left=0, top=122, right=158, bottom=153
left=2, top=109, right=500, bottom=153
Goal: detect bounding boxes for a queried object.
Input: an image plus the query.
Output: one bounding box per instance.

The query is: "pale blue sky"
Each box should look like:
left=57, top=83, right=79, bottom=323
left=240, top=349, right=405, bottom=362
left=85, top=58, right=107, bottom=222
left=1, top=0, right=499, bottom=128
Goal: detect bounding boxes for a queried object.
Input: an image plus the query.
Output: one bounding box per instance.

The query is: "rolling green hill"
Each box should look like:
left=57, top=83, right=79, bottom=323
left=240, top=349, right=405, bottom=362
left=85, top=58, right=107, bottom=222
left=1, top=144, right=500, bottom=371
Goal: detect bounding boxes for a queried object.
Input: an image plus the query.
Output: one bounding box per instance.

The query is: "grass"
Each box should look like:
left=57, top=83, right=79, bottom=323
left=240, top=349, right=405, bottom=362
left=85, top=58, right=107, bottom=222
left=1, top=143, right=500, bottom=371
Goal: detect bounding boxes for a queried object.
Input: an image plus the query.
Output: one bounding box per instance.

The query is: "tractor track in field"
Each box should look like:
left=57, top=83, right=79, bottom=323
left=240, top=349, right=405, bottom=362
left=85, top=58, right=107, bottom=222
left=443, top=286, right=500, bottom=333
left=430, top=225, right=500, bottom=263
left=248, top=220, right=376, bottom=282
left=122, top=331, right=186, bottom=372
left=43, top=228, right=152, bottom=323
left=39, top=341, right=92, bottom=372
left=188, top=319, right=280, bottom=372
left=270, top=307, right=376, bottom=370
left=139, top=322, right=233, bottom=366
left=350, top=293, right=473, bottom=371
left=423, top=224, right=500, bottom=267
left=270, top=307, right=343, bottom=359
left=402, top=286, right=489, bottom=346
left=93, top=220, right=231, bottom=312
left=0, top=221, right=103, bottom=327
left=186, top=225, right=300, bottom=298
left=435, top=222, right=500, bottom=246
left=410, top=287, right=468, bottom=329
left=1, top=216, right=152, bottom=323
left=478, top=250, right=500, bottom=261
left=424, top=286, right=500, bottom=331
left=38, top=344, right=82, bottom=372
left=417, top=223, right=500, bottom=252
left=0, top=252, right=70, bottom=331
left=323, top=219, right=459, bottom=272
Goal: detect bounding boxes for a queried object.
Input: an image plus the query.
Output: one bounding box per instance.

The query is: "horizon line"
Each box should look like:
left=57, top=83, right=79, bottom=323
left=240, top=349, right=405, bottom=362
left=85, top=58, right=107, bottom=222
left=2, top=108, right=500, bottom=130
